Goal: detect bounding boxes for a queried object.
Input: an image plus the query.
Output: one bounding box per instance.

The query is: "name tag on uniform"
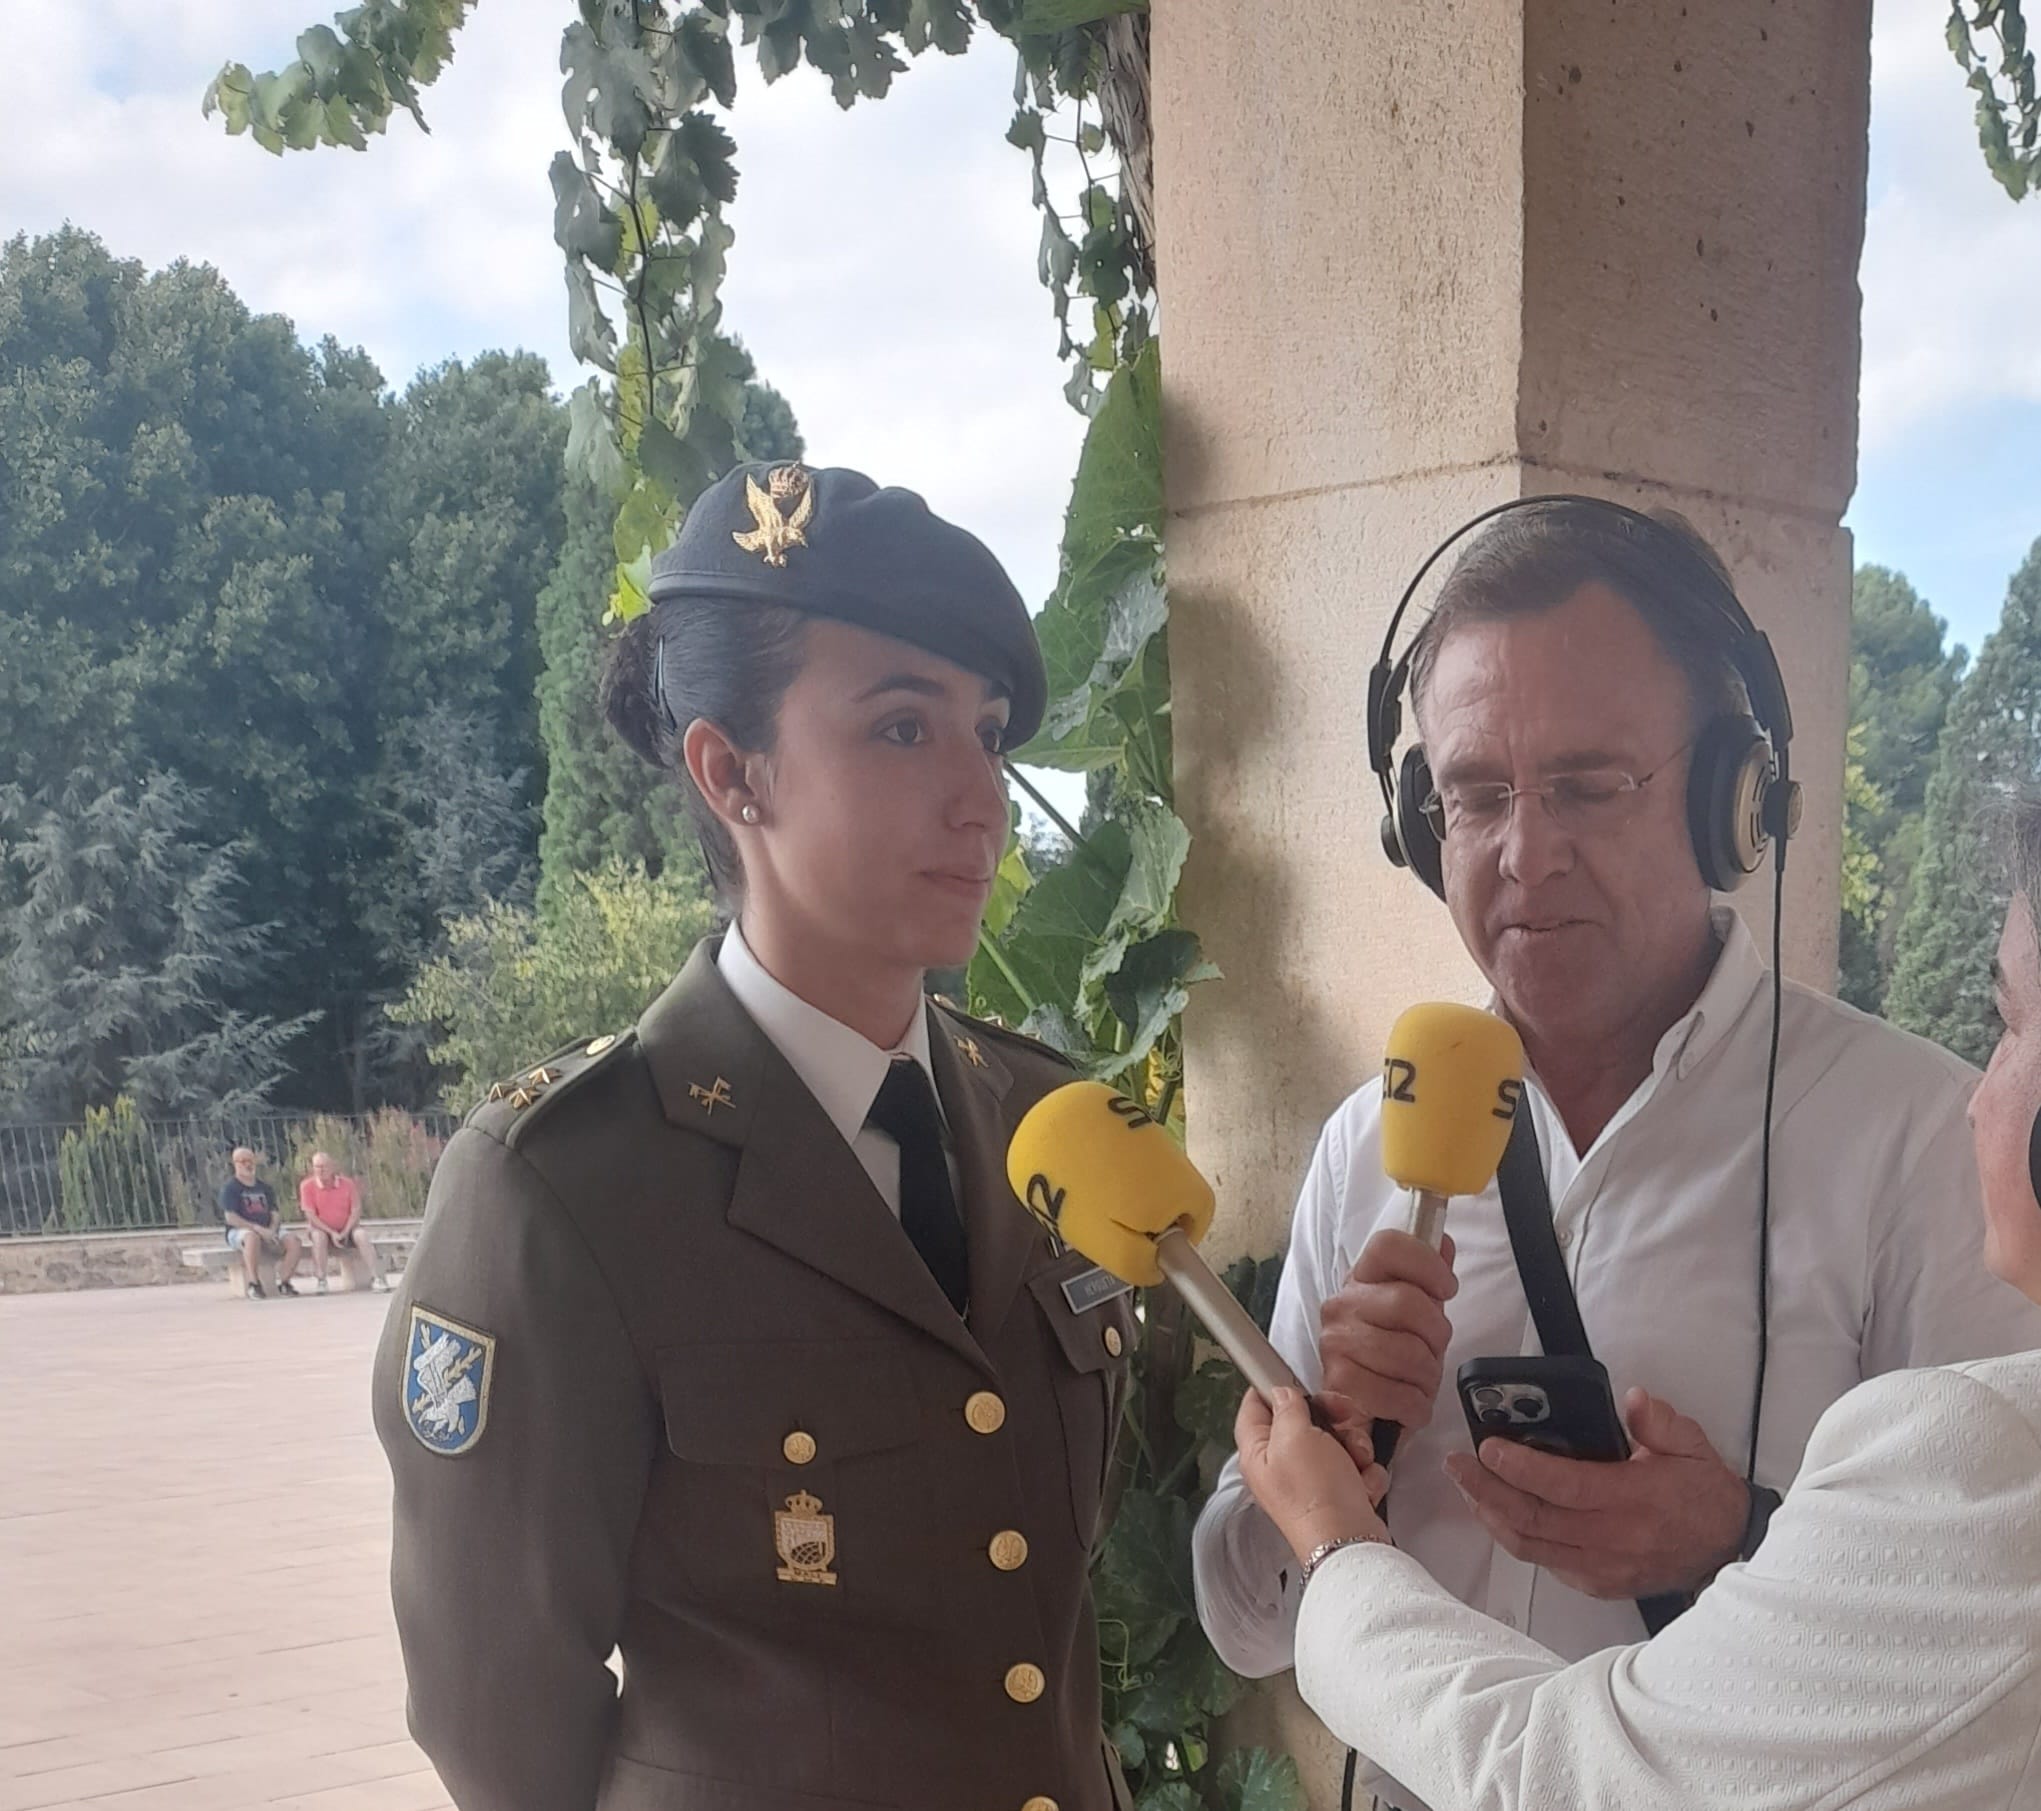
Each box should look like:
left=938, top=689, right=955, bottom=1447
left=1061, top=1265, right=1133, bottom=1314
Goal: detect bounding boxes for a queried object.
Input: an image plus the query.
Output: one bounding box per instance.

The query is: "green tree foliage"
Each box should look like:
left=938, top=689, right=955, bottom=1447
left=0, top=230, right=574, bottom=1107
left=1948, top=0, right=2041, bottom=199
left=0, top=771, right=316, bottom=1123
left=389, top=859, right=718, bottom=1111
left=534, top=354, right=800, bottom=914
left=1838, top=566, right=1968, bottom=1011
left=211, top=1, right=1155, bottom=623
left=1886, top=539, right=2041, bottom=1065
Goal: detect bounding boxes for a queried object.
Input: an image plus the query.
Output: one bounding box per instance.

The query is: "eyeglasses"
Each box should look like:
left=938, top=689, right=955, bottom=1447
left=1422, top=741, right=1694, bottom=841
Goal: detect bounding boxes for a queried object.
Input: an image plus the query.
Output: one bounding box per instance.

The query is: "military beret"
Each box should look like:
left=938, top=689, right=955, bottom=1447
left=647, top=462, right=1047, bottom=747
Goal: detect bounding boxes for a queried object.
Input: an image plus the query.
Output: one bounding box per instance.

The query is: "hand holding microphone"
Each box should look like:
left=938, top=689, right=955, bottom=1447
left=1326, top=1004, right=1524, bottom=1467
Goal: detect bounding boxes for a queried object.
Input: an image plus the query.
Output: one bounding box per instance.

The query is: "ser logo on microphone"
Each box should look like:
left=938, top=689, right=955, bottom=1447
left=1024, top=1173, right=1066, bottom=1234
left=1106, top=1094, right=1156, bottom=1130
left=1385, top=1059, right=1524, bottom=1122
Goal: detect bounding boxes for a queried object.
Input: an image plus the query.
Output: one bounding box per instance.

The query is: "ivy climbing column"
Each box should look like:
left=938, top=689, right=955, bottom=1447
left=1154, top=6, right=1869, bottom=1794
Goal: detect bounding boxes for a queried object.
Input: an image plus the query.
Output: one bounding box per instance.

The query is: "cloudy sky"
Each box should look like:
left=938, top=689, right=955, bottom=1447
left=5, top=0, right=2038, bottom=662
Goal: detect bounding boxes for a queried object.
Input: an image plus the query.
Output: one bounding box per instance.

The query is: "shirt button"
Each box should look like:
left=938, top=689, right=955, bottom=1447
left=965, top=1391, right=1007, bottom=1435
left=1499, top=1611, right=1518, bottom=1629
left=1004, top=1662, right=1046, bottom=1704
left=782, top=1431, right=817, bottom=1466
left=988, top=1530, right=1029, bottom=1571
left=1103, top=1324, right=1124, bottom=1358
left=1555, top=1227, right=1573, bottom=1249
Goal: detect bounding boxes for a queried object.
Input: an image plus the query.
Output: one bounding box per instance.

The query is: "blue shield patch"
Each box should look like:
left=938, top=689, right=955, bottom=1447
left=403, top=1306, right=496, bottom=1457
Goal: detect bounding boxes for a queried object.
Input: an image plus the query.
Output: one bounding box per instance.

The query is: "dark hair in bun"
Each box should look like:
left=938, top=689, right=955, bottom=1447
left=600, top=597, right=808, bottom=899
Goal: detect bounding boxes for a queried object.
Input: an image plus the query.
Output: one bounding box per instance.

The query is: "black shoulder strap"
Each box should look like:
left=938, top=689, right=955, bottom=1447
left=1496, top=1108, right=1591, bottom=1359
left=1494, top=1104, right=1691, bottom=1638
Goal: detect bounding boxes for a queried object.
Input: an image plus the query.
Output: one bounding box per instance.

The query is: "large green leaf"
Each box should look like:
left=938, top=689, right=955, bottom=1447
left=565, top=381, right=628, bottom=500
left=1220, top=1253, right=1286, bottom=1338
left=1213, top=1751, right=1309, bottom=1811
left=549, top=152, right=621, bottom=266
left=1094, top=1487, right=1195, bottom=1628
left=1174, top=1353, right=1246, bottom=1453
left=993, top=817, right=1132, bottom=1011
left=1115, top=1618, right=1245, bottom=1734
left=564, top=254, right=618, bottom=371
left=1097, top=928, right=1216, bottom=1081
left=1060, top=337, right=1162, bottom=578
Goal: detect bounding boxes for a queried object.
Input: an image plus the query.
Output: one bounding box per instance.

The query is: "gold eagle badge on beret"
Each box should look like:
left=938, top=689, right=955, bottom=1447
left=733, top=464, right=815, bottom=568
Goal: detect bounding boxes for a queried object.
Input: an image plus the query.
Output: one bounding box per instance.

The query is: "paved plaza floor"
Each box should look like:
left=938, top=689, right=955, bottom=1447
left=1, top=1284, right=450, bottom=1811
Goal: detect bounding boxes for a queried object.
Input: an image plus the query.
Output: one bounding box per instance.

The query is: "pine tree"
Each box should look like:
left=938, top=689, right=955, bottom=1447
left=1885, top=540, right=2041, bottom=1064
left=0, top=768, right=316, bottom=1121
left=1838, top=566, right=1967, bottom=1011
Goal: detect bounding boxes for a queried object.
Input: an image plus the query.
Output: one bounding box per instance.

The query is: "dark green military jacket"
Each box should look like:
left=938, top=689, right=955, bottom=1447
left=374, top=939, right=1136, bottom=1811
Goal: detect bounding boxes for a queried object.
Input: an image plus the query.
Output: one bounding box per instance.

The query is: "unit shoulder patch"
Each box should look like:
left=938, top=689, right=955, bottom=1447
left=402, top=1306, right=496, bottom=1456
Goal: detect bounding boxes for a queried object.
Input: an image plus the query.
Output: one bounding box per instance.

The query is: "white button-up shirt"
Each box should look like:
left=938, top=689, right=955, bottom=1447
left=1193, top=911, right=2041, bottom=1717
left=717, top=924, right=950, bottom=1217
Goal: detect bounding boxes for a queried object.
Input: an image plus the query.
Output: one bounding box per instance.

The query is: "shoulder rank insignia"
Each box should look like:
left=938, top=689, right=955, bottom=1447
left=953, top=1035, right=987, bottom=1069
left=402, top=1307, right=496, bottom=1457
left=733, top=465, right=814, bottom=568
left=775, top=1489, right=838, bottom=1585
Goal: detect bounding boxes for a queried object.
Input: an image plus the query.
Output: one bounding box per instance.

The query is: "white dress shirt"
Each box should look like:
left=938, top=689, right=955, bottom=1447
left=1294, top=1350, right=2041, bottom=1811
left=717, top=924, right=950, bottom=1215
left=1194, top=910, right=2041, bottom=1802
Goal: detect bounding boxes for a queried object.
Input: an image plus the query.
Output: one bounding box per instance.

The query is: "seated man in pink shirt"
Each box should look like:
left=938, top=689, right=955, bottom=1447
left=298, top=1152, right=388, bottom=1294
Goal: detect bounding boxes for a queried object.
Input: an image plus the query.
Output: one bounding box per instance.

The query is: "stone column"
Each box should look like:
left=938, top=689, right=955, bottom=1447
left=1154, top=3, right=1868, bottom=1797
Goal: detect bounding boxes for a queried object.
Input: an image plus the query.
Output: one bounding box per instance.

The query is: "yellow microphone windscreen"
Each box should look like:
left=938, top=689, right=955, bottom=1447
left=1005, top=1081, right=1216, bottom=1287
left=1380, top=1003, right=1525, bottom=1197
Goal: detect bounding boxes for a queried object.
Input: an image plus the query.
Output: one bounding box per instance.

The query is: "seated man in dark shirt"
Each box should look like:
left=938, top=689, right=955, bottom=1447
left=218, top=1147, right=303, bottom=1300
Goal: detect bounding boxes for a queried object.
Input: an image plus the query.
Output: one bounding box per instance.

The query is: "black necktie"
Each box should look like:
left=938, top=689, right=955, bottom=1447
left=867, top=1059, right=969, bottom=1315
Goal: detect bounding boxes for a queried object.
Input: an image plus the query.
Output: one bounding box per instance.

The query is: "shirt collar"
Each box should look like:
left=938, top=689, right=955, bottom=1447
left=716, top=922, right=939, bottom=1146
left=1662, top=906, right=1768, bottom=1080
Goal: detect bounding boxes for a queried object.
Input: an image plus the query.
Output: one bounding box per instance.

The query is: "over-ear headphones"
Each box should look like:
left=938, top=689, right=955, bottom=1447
left=1366, top=495, right=1802, bottom=900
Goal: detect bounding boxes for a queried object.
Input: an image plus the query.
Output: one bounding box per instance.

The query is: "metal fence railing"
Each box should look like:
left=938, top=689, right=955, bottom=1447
left=0, top=1106, right=457, bottom=1238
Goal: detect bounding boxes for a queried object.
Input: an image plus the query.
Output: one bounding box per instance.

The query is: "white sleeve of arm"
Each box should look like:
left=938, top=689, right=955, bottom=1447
left=1190, top=1119, right=1342, bottom=1679
left=1863, top=1080, right=2041, bottom=1372
left=1294, top=1366, right=2041, bottom=1811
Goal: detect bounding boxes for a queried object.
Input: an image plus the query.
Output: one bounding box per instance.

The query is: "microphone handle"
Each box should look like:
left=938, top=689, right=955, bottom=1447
left=1373, top=1187, right=1451, bottom=1465
left=1153, top=1226, right=1306, bottom=1403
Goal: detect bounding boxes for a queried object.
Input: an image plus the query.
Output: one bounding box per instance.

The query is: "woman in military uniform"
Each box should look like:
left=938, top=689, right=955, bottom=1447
left=374, top=463, right=1136, bottom=1811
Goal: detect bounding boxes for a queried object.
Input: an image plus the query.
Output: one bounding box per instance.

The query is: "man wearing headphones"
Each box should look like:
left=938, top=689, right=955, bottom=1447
left=1191, top=499, right=2041, bottom=1811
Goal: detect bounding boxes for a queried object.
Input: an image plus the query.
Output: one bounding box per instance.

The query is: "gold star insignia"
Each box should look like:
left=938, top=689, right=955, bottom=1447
left=689, top=1076, right=736, bottom=1116
left=525, top=1066, right=558, bottom=1088
left=732, top=466, right=815, bottom=568
left=485, top=1082, right=509, bottom=1104
left=954, top=1036, right=987, bottom=1069
left=508, top=1088, right=535, bottom=1111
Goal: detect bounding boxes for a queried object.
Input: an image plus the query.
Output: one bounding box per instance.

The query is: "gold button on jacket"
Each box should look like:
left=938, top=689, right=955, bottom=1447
left=989, top=1529, right=1030, bottom=1571
left=374, top=940, right=1137, bottom=1811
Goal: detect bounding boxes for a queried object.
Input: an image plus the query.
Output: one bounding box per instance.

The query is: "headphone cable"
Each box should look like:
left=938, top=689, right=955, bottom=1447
left=1746, top=848, right=1785, bottom=1483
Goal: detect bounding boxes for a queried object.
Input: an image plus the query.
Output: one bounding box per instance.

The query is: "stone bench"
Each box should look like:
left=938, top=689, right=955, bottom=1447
left=180, top=1222, right=420, bottom=1292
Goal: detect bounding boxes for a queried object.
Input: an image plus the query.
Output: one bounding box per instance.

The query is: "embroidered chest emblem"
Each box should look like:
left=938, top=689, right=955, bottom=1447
left=402, top=1307, right=496, bottom=1456
left=774, top=1490, right=838, bottom=1586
